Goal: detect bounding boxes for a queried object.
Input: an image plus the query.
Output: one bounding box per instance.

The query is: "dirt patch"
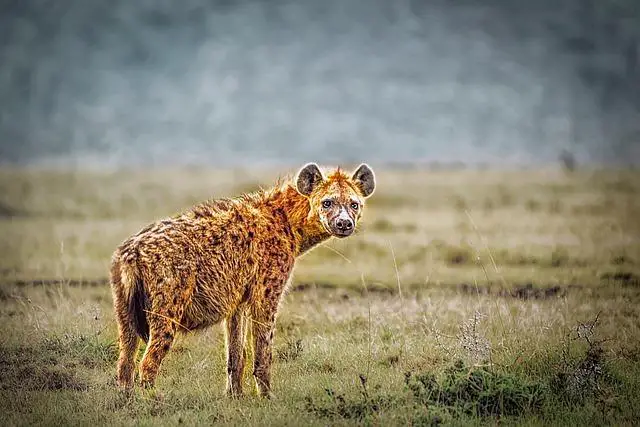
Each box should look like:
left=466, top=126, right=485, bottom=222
left=500, top=283, right=564, bottom=300
left=6, top=278, right=569, bottom=300
left=0, top=201, right=26, bottom=218
left=0, top=347, right=87, bottom=392
left=600, top=271, right=640, bottom=287
left=11, top=278, right=110, bottom=287
left=10, top=366, right=87, bottom=391
left=459, top=283, right=566, bottom=300
left=291, top=282, right=396, bottom=295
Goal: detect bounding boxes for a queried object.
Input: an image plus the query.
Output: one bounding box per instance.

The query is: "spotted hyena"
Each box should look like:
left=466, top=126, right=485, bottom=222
left=110, top=163, right=375, bottom=397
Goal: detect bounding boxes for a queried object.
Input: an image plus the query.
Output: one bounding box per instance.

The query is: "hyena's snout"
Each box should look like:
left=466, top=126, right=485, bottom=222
left=334, top=217, right=354, bottom=236
left=330, top=208, right=355, bottom=237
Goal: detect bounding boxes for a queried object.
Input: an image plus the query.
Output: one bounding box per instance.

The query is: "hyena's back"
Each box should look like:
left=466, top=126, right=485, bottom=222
left=111, top=200, right=263, bottom=340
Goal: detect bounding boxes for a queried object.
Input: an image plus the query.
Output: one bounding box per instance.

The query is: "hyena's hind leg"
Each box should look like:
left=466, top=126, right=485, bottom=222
left=138, top=274, right=193, bottom=388
left=139, top=320, right=177, bottom=389
left=116, top=318, right=140, bottom=389
left=225, top=307, right=248, bottom=397
left=111, top=261, right=141, bottom=389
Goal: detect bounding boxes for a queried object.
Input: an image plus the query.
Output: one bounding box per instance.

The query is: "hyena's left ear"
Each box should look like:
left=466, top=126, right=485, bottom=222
left=351, top=163, right=376, bottom=198
left=296, top=163, right=325, bottom=196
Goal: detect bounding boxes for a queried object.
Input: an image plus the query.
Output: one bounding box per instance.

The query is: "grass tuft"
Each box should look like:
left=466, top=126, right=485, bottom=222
left=406, top=361, right=547, bottom=417
left=304, top=378, right=397, bottom=422
left=276, top=338, right=304, bottom=362
left=43, top=333, right=118, bottom=368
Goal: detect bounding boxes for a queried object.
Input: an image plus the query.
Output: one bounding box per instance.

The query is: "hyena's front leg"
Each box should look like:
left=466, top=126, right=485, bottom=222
left=251, top=318, right=275, bottom=398
left=225, top=308, right=247, bottom=397
left=250, top=297, right=280, bottom=398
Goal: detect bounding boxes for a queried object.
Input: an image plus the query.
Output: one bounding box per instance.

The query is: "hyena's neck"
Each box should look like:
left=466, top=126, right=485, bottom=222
left=266, top=184, right=331, bottom=256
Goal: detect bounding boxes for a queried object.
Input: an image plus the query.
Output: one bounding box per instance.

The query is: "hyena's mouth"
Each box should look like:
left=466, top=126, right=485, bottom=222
left=332, top=228, right=354, bottom=238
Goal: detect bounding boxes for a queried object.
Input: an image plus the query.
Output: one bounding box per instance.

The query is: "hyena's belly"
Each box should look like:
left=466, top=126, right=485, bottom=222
left=181, top=305, right=224, bottom=332
left=180, top=280, right=244, bottom=331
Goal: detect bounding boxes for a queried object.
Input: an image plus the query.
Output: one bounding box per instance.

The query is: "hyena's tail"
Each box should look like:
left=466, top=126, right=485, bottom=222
left=111, top=253, right=150, bottom=342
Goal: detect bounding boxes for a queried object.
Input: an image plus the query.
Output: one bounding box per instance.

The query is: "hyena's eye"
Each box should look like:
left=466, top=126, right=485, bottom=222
left=350, top=202, right=359, bottom=210
left=322, top=200, right=333, bottom=209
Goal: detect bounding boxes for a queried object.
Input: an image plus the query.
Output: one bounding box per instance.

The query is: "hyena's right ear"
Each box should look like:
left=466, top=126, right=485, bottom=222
left=296, top=163, right=324, bottom=196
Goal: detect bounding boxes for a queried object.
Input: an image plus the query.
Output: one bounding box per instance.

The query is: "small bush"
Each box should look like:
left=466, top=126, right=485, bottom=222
left=458, top=312, right=491, bottom=364
left=304, top=375, right=397, bottom=421
left=406, top=360, right=546, bottom=417
left=551, top=345, right=606, bottom=404
left=610, top=253, right=633, bottom=265
left=550, top=247, right=570, bottom=267
left=525, top=199, right=541, bottom=212
left=276, top=339, right=303, bottom=362
left=440, top=244, right=474, bottom=266
left=380, top=353, right=402, bottom=367
left=551, top=315, right=616, bottom=406
left=453, top=195, right=468, bottom=212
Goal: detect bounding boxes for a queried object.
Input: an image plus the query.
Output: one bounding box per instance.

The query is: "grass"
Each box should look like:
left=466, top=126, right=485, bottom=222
left=0, top=165, right=639, bottom=425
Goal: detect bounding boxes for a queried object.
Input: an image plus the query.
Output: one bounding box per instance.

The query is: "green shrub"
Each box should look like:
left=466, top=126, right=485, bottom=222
left=406, top=360, right=546, bottom=417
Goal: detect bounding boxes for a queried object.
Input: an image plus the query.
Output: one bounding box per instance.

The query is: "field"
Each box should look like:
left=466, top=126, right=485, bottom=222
left=0, top=166, right=639, bottom=426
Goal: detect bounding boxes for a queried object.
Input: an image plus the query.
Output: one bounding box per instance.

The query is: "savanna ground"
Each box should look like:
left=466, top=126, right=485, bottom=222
left=0, top=166, right=639, bottom=426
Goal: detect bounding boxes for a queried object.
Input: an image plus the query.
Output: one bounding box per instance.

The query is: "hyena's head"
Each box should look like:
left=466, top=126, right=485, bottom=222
left=295, top=163, right=375, bottom=238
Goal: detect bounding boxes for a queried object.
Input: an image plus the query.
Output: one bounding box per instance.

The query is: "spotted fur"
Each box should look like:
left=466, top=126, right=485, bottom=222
left=110, top=163, right=375, bottom=397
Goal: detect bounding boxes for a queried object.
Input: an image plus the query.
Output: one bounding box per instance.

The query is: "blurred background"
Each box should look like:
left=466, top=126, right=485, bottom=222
left=1, top=0, right=639, bottom=168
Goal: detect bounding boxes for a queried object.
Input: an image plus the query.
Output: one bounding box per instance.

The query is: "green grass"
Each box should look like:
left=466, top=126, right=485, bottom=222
left=0, top=166, right=639, bottom=426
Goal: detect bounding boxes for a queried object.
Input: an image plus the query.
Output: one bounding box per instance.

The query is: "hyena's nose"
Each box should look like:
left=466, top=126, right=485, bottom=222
left=336, top=218, right=353, bottom=232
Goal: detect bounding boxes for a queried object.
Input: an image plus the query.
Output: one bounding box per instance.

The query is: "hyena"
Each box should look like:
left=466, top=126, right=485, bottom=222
left=110, top=163, right=375, bottom=397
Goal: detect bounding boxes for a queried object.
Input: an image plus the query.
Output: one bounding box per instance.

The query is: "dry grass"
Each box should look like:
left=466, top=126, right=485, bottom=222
left=0, top=166, right=639, bottom=425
